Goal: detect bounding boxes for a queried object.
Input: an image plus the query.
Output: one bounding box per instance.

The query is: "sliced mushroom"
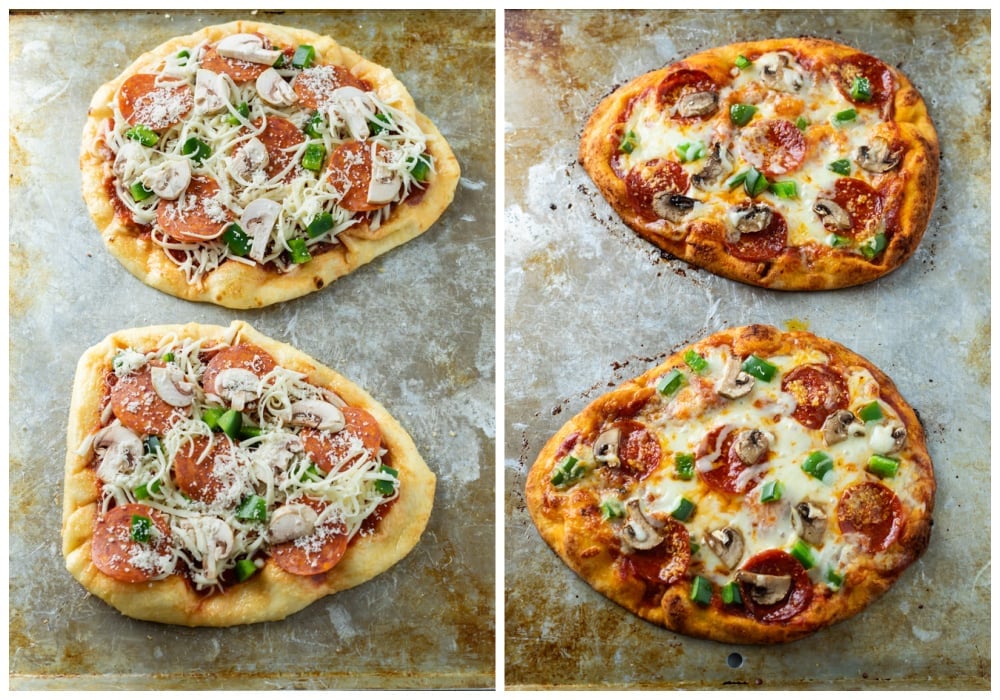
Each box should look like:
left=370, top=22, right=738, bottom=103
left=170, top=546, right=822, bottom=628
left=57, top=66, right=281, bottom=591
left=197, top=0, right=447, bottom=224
left=367, top=158, right=403, bottom=205
left=736, top=570, right=792, bottom=605
left=240, top=198, right=282, bottom=262
left=856, top=137, right=901, bottom=173
left=229, top=137, right=270, bottom=182
left=150, top=364, right=195, bottom=407
left=727, top=203, right=773, bottom=240
left=267, top=503, right=319, bottom=544
left=93, top=422, right=142, bottom=481
left=194, top=68, right=231, bottom=115
left=704, top=527, right=744, bottom=570
left=652, top=193, right=697, bottom=223
left=791, top=501, right=828, bottom=546
left=326, top=86, right=376, bottom=139
left=869, top=422, right=907, bottom=454
left=320, top=387, right=348, bottom=408
left=593, top=427, right=621, bottom=468
left=691, top=142, right=730, bottom=190
left=716, top=355, right=755, bottom=399
left=256, top=67, right=297, bottom=107
left=114, top=140, right=148, bottom=180
left=288, top=399, right=346, bottom=432
left=822, top=409, right=865, bottom=446
left=213, top=368, right=260, bottom=411
left=139, top=158, right=191, bottom=201
left=675, top=90, right=719, bottom=118
left=732, top=428, right=770, bottom=465
left=203, top=517, right=235, bottom=558
left=185, top=516, right=234, bottom=581
left=757, top=52, right=804, bottom=92
left=620, top=499, right=664, bottom=551
left=813, top=198, right=852, bottom=232
left=215, top=33, right=282, bottom=65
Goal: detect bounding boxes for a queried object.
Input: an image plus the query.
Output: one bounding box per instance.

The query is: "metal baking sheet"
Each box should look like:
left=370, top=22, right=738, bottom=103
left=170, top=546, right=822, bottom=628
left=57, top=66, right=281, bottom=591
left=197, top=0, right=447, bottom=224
left=504, top=9, right=989, bottom=690
left=9, top=9, right=495, bottom=690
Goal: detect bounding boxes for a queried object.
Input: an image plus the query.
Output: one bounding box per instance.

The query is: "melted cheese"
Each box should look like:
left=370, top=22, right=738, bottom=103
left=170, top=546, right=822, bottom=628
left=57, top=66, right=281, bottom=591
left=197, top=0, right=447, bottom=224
left=567, top=343, right=922, bottom=590
left=619, top=51, right=891, bottom=251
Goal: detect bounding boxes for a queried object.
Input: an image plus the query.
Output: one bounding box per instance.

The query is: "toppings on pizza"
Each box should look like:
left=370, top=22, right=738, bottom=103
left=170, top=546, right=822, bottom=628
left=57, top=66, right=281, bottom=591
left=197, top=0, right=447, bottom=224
left=63, top=322, right=436, bottom=625
left=526, top=325, right=935, bottom=643
left=81, top=22, right=459, bottom=308
left=82, top=334, right=398, bottom=590
left=579, top=37, right=939, bottom=290
left=101, top=32, right=436, bottom=282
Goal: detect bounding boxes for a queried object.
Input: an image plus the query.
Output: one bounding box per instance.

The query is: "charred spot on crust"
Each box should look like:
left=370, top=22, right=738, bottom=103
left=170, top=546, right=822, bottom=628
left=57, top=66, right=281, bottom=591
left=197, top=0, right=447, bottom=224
left=314, top=277, right=325, bottom=289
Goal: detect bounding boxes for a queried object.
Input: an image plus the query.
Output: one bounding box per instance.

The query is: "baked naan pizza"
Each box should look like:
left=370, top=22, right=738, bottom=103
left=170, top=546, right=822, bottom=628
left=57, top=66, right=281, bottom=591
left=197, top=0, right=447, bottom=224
left=580, top=37, right=939, bottom=290
left=526, top=325, right=934, bottom=643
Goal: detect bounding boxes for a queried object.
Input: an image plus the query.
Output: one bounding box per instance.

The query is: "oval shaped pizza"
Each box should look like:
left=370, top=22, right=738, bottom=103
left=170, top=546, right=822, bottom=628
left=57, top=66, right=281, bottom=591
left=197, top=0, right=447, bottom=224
left=80, top=21, right=460, bottom=308
left=525, top=325, right=934, bottom=643
left=62, top=321, right=435, bottom=626
left=579, top=37, right=939, bottom=290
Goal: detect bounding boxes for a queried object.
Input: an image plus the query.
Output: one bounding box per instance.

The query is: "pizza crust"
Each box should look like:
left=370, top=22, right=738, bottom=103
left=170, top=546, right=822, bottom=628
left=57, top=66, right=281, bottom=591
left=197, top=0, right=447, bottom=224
left=579, top=37, right=940, bottom=291
left=525, top=325, right=935, bottom=644
left=62, top=321, right=436, bottom=626
left=80, top=21, right=461, bottom=309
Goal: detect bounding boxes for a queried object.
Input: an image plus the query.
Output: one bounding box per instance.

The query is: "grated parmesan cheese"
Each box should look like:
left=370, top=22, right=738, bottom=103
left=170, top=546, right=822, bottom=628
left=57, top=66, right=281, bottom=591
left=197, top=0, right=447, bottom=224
left=108, top=36, right=434, bottom=284
left=87, top=336, right=397, bottom=590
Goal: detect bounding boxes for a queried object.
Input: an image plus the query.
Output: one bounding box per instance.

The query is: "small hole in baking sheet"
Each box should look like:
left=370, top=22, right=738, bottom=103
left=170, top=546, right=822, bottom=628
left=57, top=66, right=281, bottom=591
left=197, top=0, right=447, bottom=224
left=727, top=652, right=744, bottom=668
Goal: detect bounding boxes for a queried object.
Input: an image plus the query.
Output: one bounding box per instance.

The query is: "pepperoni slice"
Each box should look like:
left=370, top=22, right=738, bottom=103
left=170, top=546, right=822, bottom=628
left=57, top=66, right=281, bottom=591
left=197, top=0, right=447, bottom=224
left=833, top=54, right=895, bottom=113
left=736, top=119, right=807, bottom=178
left=271, top=497, right=350, bottom=576
left=554, top=432, right=581, bottom=462
left=828, top=177, right=883, bottom=240
left=117, top=74, right=193, bottom=130
left=327, top=141, right=389, bottom=212
left=173, top=435, right=239, bottom=504
left=696, top=425, right=767, bottom=495
left=199, top=44, right=271, bottom=83
left=91, top=503, right=173, bottom=583
left=292, top=65, right=370, bottom=110
left=624, top=159, right=691, bottom=222
left=781, top=364, right=848, bottom=430
left=615, top=420, right=662, bottom=481
left=156, top=176, right=231, bottom=243
left=244, top=117, right=305, bottom=182
left=738, top=549, right=812, bottom=623
left=724, top=206, right=788, bottom=263
left=837, top=481, right=903, bottom=553
left=201, top=343, right=277, bottom=396
left=622, top=516, right=691, bottom=585
left=301, top=406, right=383, bottom=474
left=656, top=69, right=719, bottom=121
left=110, top=362, right=188, bottom=436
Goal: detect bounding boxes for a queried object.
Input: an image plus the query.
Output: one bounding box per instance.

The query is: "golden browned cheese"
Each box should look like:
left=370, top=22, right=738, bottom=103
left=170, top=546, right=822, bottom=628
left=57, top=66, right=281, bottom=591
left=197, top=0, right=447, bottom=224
left=526, top=325, right=935, bottom=643
left=579, top=38, right=939, bottom=290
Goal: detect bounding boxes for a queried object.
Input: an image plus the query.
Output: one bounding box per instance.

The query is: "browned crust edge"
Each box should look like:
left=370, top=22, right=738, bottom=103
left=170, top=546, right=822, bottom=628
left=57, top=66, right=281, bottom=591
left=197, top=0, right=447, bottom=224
left=525, top=324, right=935, bottom=644
left=579, top=37, right=939, bottom=291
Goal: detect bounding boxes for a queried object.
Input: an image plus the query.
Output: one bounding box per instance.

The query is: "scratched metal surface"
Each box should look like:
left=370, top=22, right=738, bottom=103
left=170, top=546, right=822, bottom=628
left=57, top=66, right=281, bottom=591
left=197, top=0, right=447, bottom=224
left=9, top=9, right=495, bottom=690
left=504, top=9, right=989, bottom=690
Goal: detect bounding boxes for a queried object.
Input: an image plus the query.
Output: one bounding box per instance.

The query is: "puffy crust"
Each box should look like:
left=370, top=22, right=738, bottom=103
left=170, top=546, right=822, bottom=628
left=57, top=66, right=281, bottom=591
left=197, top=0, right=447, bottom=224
left=579, top=37, right=939, bottom=291
left=62, top=321, right=436, bottom=626
left=80, top=21, right=460, bottom=309
left=525, top=324, right=935, bottom=644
